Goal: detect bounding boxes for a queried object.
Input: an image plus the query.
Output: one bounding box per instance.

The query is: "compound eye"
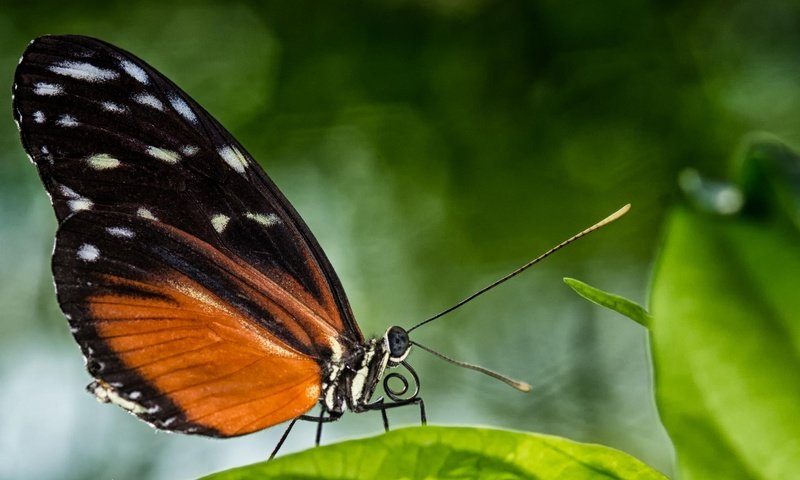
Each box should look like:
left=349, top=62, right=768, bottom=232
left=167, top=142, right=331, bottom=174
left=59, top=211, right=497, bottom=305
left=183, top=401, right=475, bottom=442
left=387, top=326, right=409, bottom=359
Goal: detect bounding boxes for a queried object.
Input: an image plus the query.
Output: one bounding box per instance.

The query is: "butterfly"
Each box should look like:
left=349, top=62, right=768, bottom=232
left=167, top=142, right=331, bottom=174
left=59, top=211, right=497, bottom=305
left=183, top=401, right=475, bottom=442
left=12, top=35, right=629, bottom=457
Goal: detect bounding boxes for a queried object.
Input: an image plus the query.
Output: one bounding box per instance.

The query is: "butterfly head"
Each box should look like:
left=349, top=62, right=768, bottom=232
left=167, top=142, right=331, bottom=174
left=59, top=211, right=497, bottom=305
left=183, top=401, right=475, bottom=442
left=384, top=325, right=411, bottom=365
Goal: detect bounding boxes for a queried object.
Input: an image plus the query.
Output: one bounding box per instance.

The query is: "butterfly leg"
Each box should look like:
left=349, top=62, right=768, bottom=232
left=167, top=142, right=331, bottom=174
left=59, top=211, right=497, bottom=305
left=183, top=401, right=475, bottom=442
left=381, top=404, right=390, bottom=432
left=269, top=417, right=300, bottom=460
left=315, top=406, right=326, bottom=447
left=300, top=409, right=341, bottom=448
left=364, top=395, right=426, bottom=432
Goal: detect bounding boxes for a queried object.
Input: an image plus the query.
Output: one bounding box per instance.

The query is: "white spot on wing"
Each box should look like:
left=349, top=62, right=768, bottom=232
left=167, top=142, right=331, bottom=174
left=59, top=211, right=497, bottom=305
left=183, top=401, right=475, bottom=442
left=59, top=185, right=79, bottom=199
left=145, top=146, right=181, bottom=164
left=101, top=101, right=126, bottom=113
left=33, top=82, right=63, bottom=96
left=218, top=146, right=249, bottom=173
left=133, top=93, right=164, bottom=111
left=91, top=380, right=147, bottom=414
left=77, top=244, right=100, bottom=262
left=120, top=59, right=149, bottom=84
left=162, top=417, right=177, bottom=427
left=181, top=145, right=199, bottom=156
left=56, top=115, right=78, bottom=127
left=245, top=212, right=280, bottom=227
left=210, top=214, right=230, bottom=233
left=49, top=61, right=119, bottom=82
left=86, top=153, right=120, bottom=170
left=137, top=207, right=158, bottom=221
left=33, top=111, right=45, bottom=123
left=167, top=93, right=198, bottom=124
left=107, top=226, right=134, bottom=238
left=68, top=197, right=93, bottom=212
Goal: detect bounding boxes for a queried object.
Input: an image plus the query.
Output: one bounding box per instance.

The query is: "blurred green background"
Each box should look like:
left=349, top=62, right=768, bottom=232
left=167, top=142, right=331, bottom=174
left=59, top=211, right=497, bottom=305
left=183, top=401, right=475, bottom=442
left=1, top=1, right=798, bottom=478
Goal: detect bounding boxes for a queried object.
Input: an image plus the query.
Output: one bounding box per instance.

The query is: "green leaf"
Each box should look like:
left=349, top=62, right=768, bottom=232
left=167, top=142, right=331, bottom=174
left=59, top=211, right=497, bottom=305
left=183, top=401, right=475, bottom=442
left=563, top=277, right=652, bottom=328
left=203, top=426, right=667, bottom=480
left=650, top=207, right=800, bottom=479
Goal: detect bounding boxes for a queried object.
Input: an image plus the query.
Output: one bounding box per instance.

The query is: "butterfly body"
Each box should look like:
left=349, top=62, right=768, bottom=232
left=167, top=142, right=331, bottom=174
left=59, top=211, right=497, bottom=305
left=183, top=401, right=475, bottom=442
left=13, top=34, right=420, bottom=440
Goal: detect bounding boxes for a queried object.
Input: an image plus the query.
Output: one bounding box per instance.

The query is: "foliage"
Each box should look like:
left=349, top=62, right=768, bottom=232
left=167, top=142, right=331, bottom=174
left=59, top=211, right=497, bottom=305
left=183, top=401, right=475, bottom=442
left=204, top=426, right=667, bottom=480
left=568, top=138, right=800, bottom=479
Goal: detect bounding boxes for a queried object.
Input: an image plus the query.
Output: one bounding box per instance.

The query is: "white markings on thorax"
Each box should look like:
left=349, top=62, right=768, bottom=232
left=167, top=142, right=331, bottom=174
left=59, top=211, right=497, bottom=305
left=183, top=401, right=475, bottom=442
left=210, top=214, right=230, bottom=233
left=49, top=61, right=119, bottom=82
left=56, top=114, right=78, bottom=127
left=350, top=348, right=376, bottom=404
left=245, top=212, right=280, bottom=227
left=120, top=59, right=149, bottom=84
left=323, top=363, right=344, bottom=412
left=86, top=153, right=120, bottom=170
left=133, top=93, right=164, bottom=111
left=145, top=146, right=181, bottom=164
left=77, top=244, right=100, bottom=262
left=218, top=145, right=249, bottom=173
left=33, top=111, right=45, bottom=123
left=33, top=82, right=63, bottom=96
left=329, top=341, right=343, bottom=363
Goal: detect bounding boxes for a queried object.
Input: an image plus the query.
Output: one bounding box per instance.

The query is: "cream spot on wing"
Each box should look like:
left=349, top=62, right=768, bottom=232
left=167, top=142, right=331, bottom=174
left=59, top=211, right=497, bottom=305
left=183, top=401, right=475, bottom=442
left=106, top=226, right=134, bottom=238
left=86, top=153, right=120, bottom=170
left=33, top=111, right=45, bottom=123
left=49, top=61, right=119, bottom=82
left=181, top=145, right=199, bottom=156
left=77, top=244, right=100, bottom=262
left=145, top=146, right=181, bottom=164
left=133, top=93, right=164, bottom=111
left=167, top=93, right=198, bottom=124
left=162, top=417, right=177, bottom=427
left=91, top=380, right=147, bottom=414
left=218, top=145, right=248, bottom=173
left=59, top=185, right=79, bottom=199
left=33, top=82, right=63, bottom=96
left=56, top=114, right=78, bottom=127
left=68, top=197, right=93, bottom=212
left=245, top=212, right=280, bottom=227
left=101, top=101, right=126, bottom=113
left=136, top=207, right=158, bottom=221
left=120, top=59, right=149, bottom=84
left=210, top=214, right=230, bottom=233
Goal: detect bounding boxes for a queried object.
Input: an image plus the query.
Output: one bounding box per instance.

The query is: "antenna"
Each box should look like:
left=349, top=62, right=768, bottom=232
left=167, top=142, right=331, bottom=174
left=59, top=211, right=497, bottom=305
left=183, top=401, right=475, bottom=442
left=411, top=340, right=532, bottom=392
left=407, top=204, right=630, bottom=333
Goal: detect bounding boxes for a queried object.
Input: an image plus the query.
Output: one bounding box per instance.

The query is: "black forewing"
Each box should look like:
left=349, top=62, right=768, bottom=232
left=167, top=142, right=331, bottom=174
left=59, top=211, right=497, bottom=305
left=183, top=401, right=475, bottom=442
left=12, top=35, right=362, bottom=347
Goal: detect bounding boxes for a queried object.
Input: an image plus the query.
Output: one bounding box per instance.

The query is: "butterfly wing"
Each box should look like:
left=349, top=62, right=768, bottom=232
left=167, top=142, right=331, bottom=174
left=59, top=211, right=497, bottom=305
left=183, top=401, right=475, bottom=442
left=13, top=35, right=360, bottom=435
